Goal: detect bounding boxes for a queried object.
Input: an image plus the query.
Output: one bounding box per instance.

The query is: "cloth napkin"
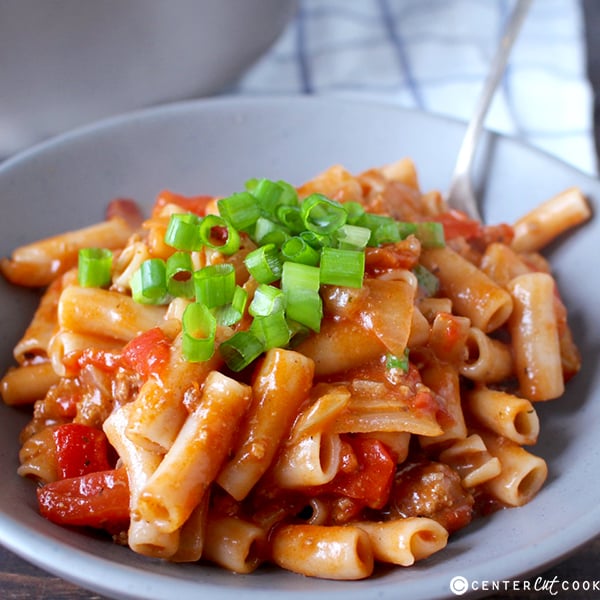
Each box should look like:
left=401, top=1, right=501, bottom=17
left=233, top=0, right=596, bottom=177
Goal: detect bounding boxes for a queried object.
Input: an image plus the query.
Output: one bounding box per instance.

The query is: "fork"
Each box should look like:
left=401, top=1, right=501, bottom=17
left=446, top=0, right=533, bottom=221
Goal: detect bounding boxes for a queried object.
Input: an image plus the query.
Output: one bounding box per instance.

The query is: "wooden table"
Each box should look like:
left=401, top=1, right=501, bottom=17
left=1, top=535, right=599, bottom=599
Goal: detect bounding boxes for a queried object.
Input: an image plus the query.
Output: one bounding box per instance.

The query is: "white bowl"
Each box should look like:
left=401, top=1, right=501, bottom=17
left=0, top=0, right=296, bottom=157
left=0, top=97, right=599, bottom=600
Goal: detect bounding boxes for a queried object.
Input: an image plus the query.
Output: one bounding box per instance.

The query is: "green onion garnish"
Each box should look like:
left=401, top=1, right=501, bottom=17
left=281, top=261, right=322, bottom=332
left=165, top=251, right=194, bottom=298
left=343, top=201, right=366, bottom=224
left=198, top=214, right=240, bottom=255
left=248, top=178, right=287, bottom=214
left=217, top=192, right=261, bottom=231
left=415, top=222, right=446, bottom=248
left=334, top=224, right=371, bottom=250
left=130, top=258, right=169, bottom=305
left=413, top=264, right=440, bottom=296
left=78, top=248, right=113, bottom=288
left=385, top=349, right=410, bottom=372
left=193, top=263, right=236, bottom=308
left=244, top=243, right=282, bottom=283
left=301, top=194, right=347, bottom=234
left=319, top=247, right=365, bottom=288
left=253, top=217, right=290, bottom=247
left=281, top=236, right=321, bottom=266
left=250, top=311, right=291, bottom=349
left=182, top=302, right=217, bottom=362
left=397, top=221, right=419, bottom=239
left=214, top=285, right=248, bottom=326
left=219, top=330, right=265, bottom=372
left=164, top=213, right=202, bottom=251
left=249, top=284, right=285, bottom=317
left=276, top=205, right=304, bottom=234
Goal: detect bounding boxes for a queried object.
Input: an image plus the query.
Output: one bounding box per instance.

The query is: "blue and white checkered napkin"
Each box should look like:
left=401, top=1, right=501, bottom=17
left=233, top=0, right=596, bottom=176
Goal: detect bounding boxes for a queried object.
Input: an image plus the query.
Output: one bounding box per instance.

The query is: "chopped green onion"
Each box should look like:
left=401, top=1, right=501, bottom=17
left=164, top=213, right=202, bottom=251
left=385, top=349, right=410, bottom=372
left=334, top=224, right=371, bottom=250
left=198, top=214, right=240, bottom=255
left=299, top=230, right=332, bottom=250
left=281, top=236, right=320, bottom=266
left=359, top=214, right=401, bottom=246
left=130, top=258, right=169, bottom=304
left=251, top=311, right=291, bottom=349
left=244, top=243, right=282, bottom=284
left=249, top=284, right=285, bottom=317
left=281, top=262, right=322, bottom=332
left=217, top=192, right=260, bottom=231
left=250, top=311, right=291, bottom=349
left=248, top=178, right=287, bottom=215
left=274, top=180, right=299, bottom=207
left=214, top=285, right=248, bottom=326
left=253, top=217, right=290, bottom=247
left=413, top=264, right=440, bottom=296
left=219, top=330, right=265, bottom=372
left=415, top=222, right=446, bottom=248
left=276, top=205, right=304, bottom=234
left=343, top=201, right=366, bottom=224
left=182, top=302, right=216, bottom=362
left=78, top=248, right=113, bottom=288
left=165, top=251, right=194, bottom=298
left=193, top=263, right=236, bottom=308
left=319, top=247, right=365, bottom=288
left=301, top=193, right=347, bottom=234
left=396, top=221, right=418, bottom=239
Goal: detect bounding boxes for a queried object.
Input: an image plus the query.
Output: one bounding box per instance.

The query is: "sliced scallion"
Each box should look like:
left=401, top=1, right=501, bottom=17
left=319, top=247, right=365, bottom=288
left=166, top=251, right=194, bottom=298
left=217, top=192, right=260, bottom=231
left=244, top=243, right=282, bottom=284
left=164, top=213, right=202, bottom=251
left=130, top=258, right=169, bottom=305
left=334, top=224, right=371, bottom=250
left=415, top=222, right=446, bottom=248
left=250, top=311, right=291, bottom=349
left=281, top=261, right=322, bottom=332
left=249, top=284, right=285, bottom=317
left=281, top=236, right=320, bottom=266
left=219, top=330, right=265, bottom=372
left=198, top=214, right=240, bottom=255
left=182, top=302, right=216, bottom=362
left=193, top=263, right=236, bottom=308
left=301, top=193, right=347, bottom=234
left=78, top=248, right=113, bottom=288
left=214, top=285, right=248, bottom=326
left=385, top=349, right=410, bottom=372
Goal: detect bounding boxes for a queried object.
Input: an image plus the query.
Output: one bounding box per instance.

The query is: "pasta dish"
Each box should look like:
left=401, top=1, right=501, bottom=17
left=0, top=159, right=591, bottom=579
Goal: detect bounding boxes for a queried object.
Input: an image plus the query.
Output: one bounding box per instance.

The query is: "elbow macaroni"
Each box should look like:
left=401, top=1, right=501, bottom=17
left=0, top=158, right=589, bottom=579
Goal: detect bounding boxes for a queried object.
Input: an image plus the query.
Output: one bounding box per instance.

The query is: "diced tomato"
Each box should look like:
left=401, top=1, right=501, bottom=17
left=120, top=327, right=171, bottom=379
left=315, top=436, right=396, bottom=509
left=52, top=423, right=113, bottom=479
left=433, top=210, right=482, bottom=240
left=62, top=348, right=121, bottom=375
left=152, top=190, right=214, bottom=217
left=37, top=468, right=130, bottom=533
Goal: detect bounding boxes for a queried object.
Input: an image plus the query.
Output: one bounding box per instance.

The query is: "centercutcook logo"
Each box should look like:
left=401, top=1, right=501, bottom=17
left=449, top=575, right=600, bottom=596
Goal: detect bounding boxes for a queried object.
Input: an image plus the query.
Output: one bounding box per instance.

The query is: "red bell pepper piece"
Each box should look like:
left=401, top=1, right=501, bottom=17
left=120, top=327, right=171, bottom=380
left=316, top=436, right=396, bottom=510
left=52, top=423, right=113, bottom=480
left=37, top=467, right=130, bottom=534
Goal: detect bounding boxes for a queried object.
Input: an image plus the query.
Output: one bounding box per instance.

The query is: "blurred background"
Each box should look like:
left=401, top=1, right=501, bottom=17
left=0, top=0, right=597, bottom=177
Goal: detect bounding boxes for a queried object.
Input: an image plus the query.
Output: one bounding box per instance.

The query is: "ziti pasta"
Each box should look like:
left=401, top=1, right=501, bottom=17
left=0, top=158, right=591, bottom=579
